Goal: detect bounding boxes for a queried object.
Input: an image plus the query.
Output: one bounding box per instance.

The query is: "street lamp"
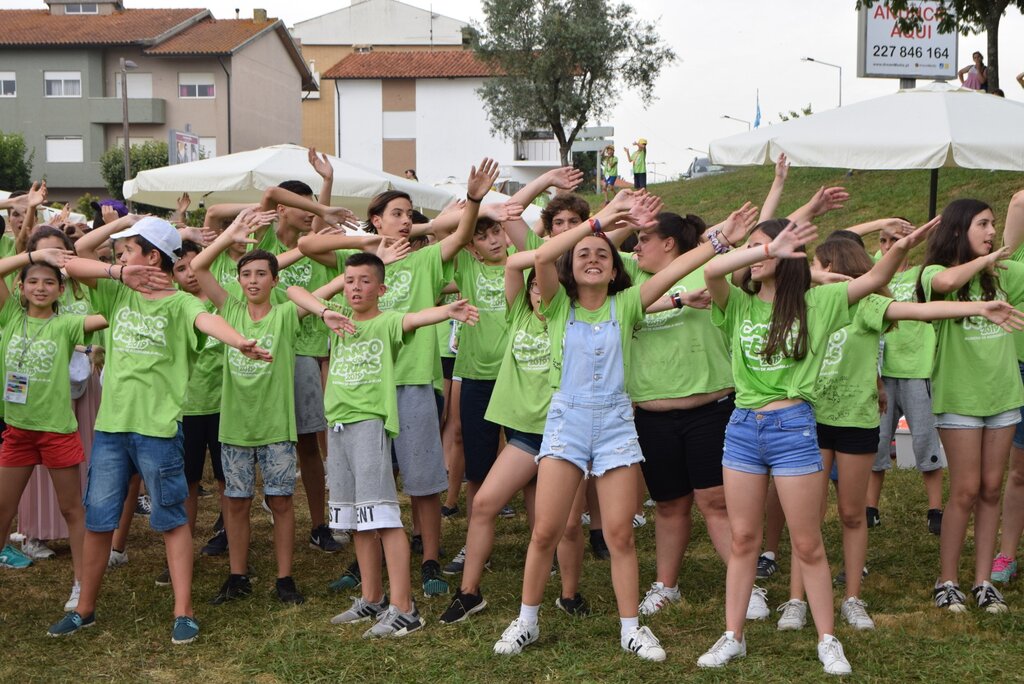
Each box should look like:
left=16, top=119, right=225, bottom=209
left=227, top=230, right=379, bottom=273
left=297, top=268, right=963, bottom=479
left=721, top=115, right=751, bottom=131
left=686, top=147, right=709, bottom=156
left=802, top=56, right=842, bottom=107
left=119, top=57, right=138, bottom=210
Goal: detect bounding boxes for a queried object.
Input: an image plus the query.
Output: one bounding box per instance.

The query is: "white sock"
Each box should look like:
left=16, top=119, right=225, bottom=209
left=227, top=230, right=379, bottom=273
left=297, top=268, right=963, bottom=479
left=762, top=551, right=776, bottom=561
left=620, top=616, right=639, bottom=638
left=518, top=603, right=540, bottom=625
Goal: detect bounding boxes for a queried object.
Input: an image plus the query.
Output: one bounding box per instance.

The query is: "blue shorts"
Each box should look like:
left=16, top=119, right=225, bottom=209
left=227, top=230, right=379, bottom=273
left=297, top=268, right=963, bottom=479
left=537, top=393, right=644, bottom=477
left=1014, top=362, right=1024, bottom=450
left=84, top=427, right=188, bottom=533
left=605, top=176, right=618, bottom=186
left=722, top=402, right=823, bottom=477
left=504, top=427, right=543, bottom=457
left=221, top=441, right=297, bottom=498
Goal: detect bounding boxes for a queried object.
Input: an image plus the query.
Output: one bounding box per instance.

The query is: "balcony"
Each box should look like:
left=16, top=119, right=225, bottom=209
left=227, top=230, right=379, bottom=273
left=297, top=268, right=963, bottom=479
left=88, top=97, right=166, bottom=124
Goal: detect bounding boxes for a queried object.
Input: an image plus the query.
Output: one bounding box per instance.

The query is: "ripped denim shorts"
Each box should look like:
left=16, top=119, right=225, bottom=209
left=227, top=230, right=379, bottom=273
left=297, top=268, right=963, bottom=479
left=536, top=392, right=644, bottom=477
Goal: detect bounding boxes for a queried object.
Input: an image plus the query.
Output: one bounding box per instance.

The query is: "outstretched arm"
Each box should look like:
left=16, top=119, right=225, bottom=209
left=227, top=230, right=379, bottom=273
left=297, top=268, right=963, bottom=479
left=759, top=153, right=788, bottom=222
left=194, top=312, right=273, bottom=361
left=286, top=285, right=356, bottom=332
left=504, top=249, right=536, bottom=307
left=439, top=159, right=498, bottom=262
left=0, top=248, right=73, bottom=307
left=845, top=217, right=914, bottom=238
left=402, top=299, right=479, bottom=332
left=885, top=299, right=1024, bottom=333
left=846, top=217, right=937, bottom=304
left=787, top=186, right=849, bottom=225
left=191, top=207, right=276, bottom=310
left=73, top=213, right=139, bottom=263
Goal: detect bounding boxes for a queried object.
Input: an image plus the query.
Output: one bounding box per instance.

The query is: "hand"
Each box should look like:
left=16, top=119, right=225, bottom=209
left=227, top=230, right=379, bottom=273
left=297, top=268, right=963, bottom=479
left=376, top=236, right=411, bottom=265
left=178, top=226, right=208, bottom=246
left=26, top=180, right=47, bottom=207
left=879, top=218, right=915, bottom=240
left=878, top=387, right=888, bottom=416
left=201, top=226, right=219, bottom=245
left=768, top=221, right=818, bottom=258
left=892, top=216, right=939, bottom=253
left=90, top=345, right=105, bottom=375
left=237, top=339, right=273, bottom=362
left=626, top=192, right=663, bottom=229
left=226, top=207, right=276, bottom=244
left=544, top=166, right=584, bottom=191
left=447, top=298, right=480, bottom=326
left=323, top=310, right=356, bottom=337
left=603, top=189, right=637, bottom=225
left=176, top=192, right=191, bottom=215
left=308, top=147, right=334, bottom=181
left=439, top=198, right=466, bottom=218
left=811, top=268, right=853, bottom=285
left=979, top=301, right=1024, bottom=332
left=806, top=186, right=849, bottom=218
left=774, top=153, right=789, bottom=182
left=983, top=245, right=1012, bottom=273
left=322, top=205, right=360, bottom=230
left=101, top=205, right=120, bottom=226
left=120, top=265, right=172, bottom=292
left=55, top=203, right=72, bottom=227
left=467, top=158, right=499, bottom=200
left=719, top=202, right=760, bottom=245
left=480, top=201, right=523, bottom=223
left=680, top=288, right=712, bottom=309
left=32, top=248, right=75, bottom=268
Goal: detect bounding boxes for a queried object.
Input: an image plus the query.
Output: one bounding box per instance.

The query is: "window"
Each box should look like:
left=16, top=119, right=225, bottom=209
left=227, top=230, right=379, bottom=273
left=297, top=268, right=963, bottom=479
left=65, top=4, right=99, bottom=14
left=0, top=72, right=14, bottom=97
left=114, top=72, right=153, bottom=99
left=178, top=73, right=215, bottom=99
left=114, top=136, right=154, bottom=149
left=45, top=136, right=84, bottom=163
left=44, top=71, right=81, bottom=98
left=199, top=137, right=217, bottom=159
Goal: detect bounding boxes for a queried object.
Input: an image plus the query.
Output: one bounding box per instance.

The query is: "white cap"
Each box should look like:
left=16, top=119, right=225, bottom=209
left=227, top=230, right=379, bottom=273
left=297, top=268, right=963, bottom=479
left=111, top=216, right=181, bottom=263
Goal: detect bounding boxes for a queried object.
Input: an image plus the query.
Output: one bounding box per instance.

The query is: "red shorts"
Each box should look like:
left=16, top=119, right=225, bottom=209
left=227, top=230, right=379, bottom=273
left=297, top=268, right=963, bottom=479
left=0, top=425, right=85, bottom=469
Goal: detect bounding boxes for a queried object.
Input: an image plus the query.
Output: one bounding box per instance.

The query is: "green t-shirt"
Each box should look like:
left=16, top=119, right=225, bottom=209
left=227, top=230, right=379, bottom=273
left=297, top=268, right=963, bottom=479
left=632, top=149, right=647, bottom=174
left=0, top=298, right=84, bottom=433
left=603, top=156, right=619, bottom=177
left=625, top=263, right=733, bottom=402
left=211, top=251, right=240, bottom=289
left=453, top=250, right=508, bottom=380
left=336, top=243, right=454, bottom=386
left=325, top=311, right=408, bottom=435
left=711, top=283, right=851, bottom=409
left=485, top=293, right=552, bottom=433
left=541, top=285, right=644, bottom=390
left=217, top=296, right=299, bottom=446
left=182, top=298, right=223, bottom=416
left=813, top=294, right=891, bottom=428
left=435, top=291, right=460, bottom=360
left=525, top=231, right=545, bottom=250
left=0, top=234, right=15, bottom=258
left=921, top=263, right=1024, bottom=415
left=89, top=279, right=207, bottom=438
left=1010, top=242, right=1024, bottom=363
left=257, top=228, right=336, bottom=358
left=880, top=267, right=935, bottom=379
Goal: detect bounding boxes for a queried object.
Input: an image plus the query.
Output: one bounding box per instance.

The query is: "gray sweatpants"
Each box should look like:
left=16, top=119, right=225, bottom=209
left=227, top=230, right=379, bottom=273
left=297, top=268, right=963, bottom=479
left=873, top=377, right=943, bottom=473
left=326, top=420, right=402, bottom=532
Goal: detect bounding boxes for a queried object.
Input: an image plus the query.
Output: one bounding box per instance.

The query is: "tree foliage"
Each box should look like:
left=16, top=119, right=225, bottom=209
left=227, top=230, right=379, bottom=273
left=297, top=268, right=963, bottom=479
left=99, top=140, right=169, bottom=201
left=778, top=104, right=814, bottom=122
left=855, top=1, right=1024, bottom=90
left=0, top=130, right=34, bottom=191
left=472, top=0, right=676, bottom=166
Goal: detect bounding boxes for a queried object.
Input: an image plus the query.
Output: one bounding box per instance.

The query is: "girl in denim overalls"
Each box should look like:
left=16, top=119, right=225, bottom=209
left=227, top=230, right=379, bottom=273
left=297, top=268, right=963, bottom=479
left=493, top=191, right=750, bottom=662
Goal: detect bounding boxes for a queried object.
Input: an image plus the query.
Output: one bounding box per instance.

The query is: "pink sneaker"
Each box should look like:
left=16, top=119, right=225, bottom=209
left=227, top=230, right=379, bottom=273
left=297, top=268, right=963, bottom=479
left=991, top=554, right=1018, bottom=583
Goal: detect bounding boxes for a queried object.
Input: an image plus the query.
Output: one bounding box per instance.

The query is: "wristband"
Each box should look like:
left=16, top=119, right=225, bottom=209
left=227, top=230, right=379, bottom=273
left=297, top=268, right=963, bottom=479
left=763, top=243, right=771, bottom=258
left=27, top=251, right=35, bottom=265
left=106, top=264, right=115, bottom=280
left=589, top=218, right=603, bottom=235
left=319, top=307, right=328, bottom=320
left=118, top=266, right=125, bottom=283
left=671, top=293, right=684, bottom=309
left=719, top=230, right=734, bottom=247
left=466, top=192, right=484, bottom=203
left=708, top=230, right=729, bottom=255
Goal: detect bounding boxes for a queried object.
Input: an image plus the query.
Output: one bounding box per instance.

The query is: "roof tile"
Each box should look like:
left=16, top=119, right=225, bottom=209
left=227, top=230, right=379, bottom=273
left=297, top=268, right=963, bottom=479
left=0, top=9, right=205, bottom=46
left=144, top=17, right=278, bottom=55
left=323, top=50, right=497, bottom=80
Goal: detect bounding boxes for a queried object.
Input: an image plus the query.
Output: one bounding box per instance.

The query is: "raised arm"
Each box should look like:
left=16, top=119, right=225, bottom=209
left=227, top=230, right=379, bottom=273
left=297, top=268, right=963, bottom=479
left=74, top=213, right=140, bottom=261
left=787, top=186, right=849, bottom=225
left=65, top=257, right=167, bottom=292
left=261, top=186, right=358, bottom=231
left=504, top=167, right=583, bottom=249
left=504, top=249, right=536, bottom=307
left=1003, top=189, right=1024, bottom=254
left=308, top=147, right=335, bottom=234
left=845, top=217, right=914, bottom=238
left=298, top=231, right=382, bottom=259
left=194, top=312, right=273, bottom=361
left=759, top=153, right=789, bottom=222
left=0, top=248, right=73, bottom=306
left=927, top=246, right=1008, bottom=297
left=191, top=208, right=275, bottom=310
left=285, top=285, right=356, bottom=332
left=439, top=159, right=498, bottom=263
left=846, top=217, right=937, bottom=304
left=402, top=299, right=479, bottom=332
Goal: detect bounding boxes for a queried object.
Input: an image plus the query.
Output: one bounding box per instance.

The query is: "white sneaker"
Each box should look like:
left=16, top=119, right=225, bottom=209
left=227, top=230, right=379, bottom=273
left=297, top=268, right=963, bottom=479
left=332, top=530, right=351, bottom=545
left=818, top=634, right=852, bottom=675
left=643, top=498, right=655, bottom=508
left=746, top=585, right=769, bottom=620
left=580, top=512, right=591, bottom=526
left=632, top=514, right=647, bottom=528
left=697, top=630, right=746, bottom=668
left=776, top=598, right=808, bottom=630
left=639, top=581, right=681, bottom=616
left=107, top=548, right=129, bottom=568
left=621, top=625, right=666, bottom=661
left=840, top=596, right=875, bottom=630
left=64, top=581, right=81, bottom=611
left=22, top=538, right=56, bottom=560
left=493, top=618, right=539, bottom=655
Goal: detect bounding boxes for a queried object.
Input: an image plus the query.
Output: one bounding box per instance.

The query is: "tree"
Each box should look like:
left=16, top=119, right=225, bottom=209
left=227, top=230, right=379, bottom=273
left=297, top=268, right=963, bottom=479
left=99, top=140, right=169, bottom=201
left=0, top=130, right=34, bottom=191
left=778, top=103, right=814, bottom=122
left=856, top=0, right=1024, bottom=91
left=472, top=0, right=676, bottom=166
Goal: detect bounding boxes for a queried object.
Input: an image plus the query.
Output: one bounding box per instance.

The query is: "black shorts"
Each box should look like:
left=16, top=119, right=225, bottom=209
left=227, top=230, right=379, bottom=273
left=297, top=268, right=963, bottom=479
left=441, top=356, right=455, bottom=381
left=460, top=378, right=501, bottom=483
left=815, top=423, right=880, bottom=455
left=183, top=413, right=223, bottom=484
left=635, top=394, right=734, bottom=501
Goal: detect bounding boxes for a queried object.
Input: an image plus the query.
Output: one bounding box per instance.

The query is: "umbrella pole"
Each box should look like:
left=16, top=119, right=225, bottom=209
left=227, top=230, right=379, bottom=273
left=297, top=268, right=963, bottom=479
left=928, top=168, right=939, bottom=219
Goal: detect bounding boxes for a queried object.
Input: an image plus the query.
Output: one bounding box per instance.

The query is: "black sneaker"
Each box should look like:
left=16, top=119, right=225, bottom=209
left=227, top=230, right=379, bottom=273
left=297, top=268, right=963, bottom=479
left=328, top=559, right=362, bottom=592
left=310, top=524, right=343, bottom=553
left=866, top=507, right=881, bottom=529
left=590, top=530, right=611, bottom=560
left=756, top=554, right=778, bottom=580
left=155, top=566, right=171, bottom=587
left=411, top=534, right=424, bottom=555
left=834, top=566, right=869, bottom=586
left=275, top=576, right=305, bottom=605
left=441, top=505, right=459, bottom=518
left=972, top=580, right=1008, bottom=613
left=209, top=574, right=253, bottom=605
left=421, top=560, right=450, bottom=596
left=200, top=528, right=228, bottom=556
left=135, top=494, right=152, bottom=516
left=928, top=509, right=943, bottom=536
left=933, top=580, right=968, bottom=613
left=439, top=589, right=487, bottom=624
left=197, top=484, right=213, bottom=498
left=555, top=592, right=591, bottom=617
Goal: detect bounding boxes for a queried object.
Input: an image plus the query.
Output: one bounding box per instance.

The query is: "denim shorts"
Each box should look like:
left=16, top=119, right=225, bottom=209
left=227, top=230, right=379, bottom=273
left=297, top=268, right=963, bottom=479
left=537, top=392, right=644, bottom=477
left=722, top=402, right=823, bottom=477
left=504, top=427, right=543, bottom=457
left=84, top=427, right=188, bottom=533
left=221, top=441, right=297, bottom=498
left=934, top=408, right=1021, bottom=430
left=1014, top=362, right=1024, bottom=449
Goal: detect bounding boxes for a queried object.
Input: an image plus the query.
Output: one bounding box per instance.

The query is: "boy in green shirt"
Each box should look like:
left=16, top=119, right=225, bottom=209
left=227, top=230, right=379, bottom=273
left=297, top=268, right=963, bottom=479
left=287, top=252, right=478, bottom=636
left=625, top=139, right=648, bottom=190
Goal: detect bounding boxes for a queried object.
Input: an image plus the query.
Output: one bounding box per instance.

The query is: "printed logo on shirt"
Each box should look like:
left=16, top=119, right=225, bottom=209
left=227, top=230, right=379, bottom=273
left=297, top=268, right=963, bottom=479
left=279, top=261, right=313, bottom=289
left=228, top=333, right=273, bottom=377
left=380, top=269, right=413, bottom=311
left=512, top=329, right=550, bottom=371
left=739, top=320, right=797, bottom=372
left=475, top=271, right=505, bottom=312
left=61, top=298, right=89, bottom=316
left=112, top=307, right=167, bottom=354
left=819, top=328, right=848, bottom=376
left=330, top=338, right=385, bottom=386
left=6, top=334, right=57, bottom=380
left=890, top=280, right=916, bottom=303
left=961, top=295, right=1006, bottom=341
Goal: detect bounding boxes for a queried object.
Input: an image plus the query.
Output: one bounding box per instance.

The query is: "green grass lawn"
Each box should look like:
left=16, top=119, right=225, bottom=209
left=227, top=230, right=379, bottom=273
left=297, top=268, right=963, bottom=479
left=5, top=466, right=1024, bottom=683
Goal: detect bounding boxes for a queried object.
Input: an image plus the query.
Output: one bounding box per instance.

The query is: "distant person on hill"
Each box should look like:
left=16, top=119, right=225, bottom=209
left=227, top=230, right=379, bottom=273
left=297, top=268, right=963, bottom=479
left=602, top=145, right=619, bottom=202
left=625, top=139, right=648, bottom=190
left=958, top=51, right=988, bottom=91
left=404, top=169, right=419, bottom=181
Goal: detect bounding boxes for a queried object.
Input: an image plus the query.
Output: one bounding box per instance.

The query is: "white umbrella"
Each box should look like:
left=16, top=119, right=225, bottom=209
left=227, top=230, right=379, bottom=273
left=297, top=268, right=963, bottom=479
left=433, top=179, right=544, bottom=227
left=709, top=82, right=1024, bottom=216
left=123, top=144, right=458, bottom=215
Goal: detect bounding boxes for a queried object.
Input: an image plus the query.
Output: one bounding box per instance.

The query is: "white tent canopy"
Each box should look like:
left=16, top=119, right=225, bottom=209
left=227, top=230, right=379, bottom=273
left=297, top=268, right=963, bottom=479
left=123, top=144, right=458, bottom=216
left=709, top=82, right=1024, bottom=214
left=433, top=179, right=545, bottom=227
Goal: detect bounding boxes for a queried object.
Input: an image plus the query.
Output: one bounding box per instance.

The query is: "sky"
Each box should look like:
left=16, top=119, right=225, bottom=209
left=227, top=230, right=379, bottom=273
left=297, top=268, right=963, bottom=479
left=11, top=0, right=1024, bottom=179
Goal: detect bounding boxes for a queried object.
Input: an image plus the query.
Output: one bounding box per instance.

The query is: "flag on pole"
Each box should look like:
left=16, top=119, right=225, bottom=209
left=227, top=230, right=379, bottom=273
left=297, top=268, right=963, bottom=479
left=754, top=89, right=761, bottom=129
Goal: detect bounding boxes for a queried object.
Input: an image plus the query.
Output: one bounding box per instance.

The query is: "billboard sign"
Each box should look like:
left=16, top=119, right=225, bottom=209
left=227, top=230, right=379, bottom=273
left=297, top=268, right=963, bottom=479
left=169, top=129, right=200, bottom=165
left=857, top=1, right=957, bottom=80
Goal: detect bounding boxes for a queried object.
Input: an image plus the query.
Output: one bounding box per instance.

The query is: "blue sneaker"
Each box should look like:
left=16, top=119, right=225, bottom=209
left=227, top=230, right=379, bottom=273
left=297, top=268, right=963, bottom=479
left=0, top=543, right=33, bottom=569
left=171, top=615, right=200, bottom=644
left=47, top=611, right=95, bottom=637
